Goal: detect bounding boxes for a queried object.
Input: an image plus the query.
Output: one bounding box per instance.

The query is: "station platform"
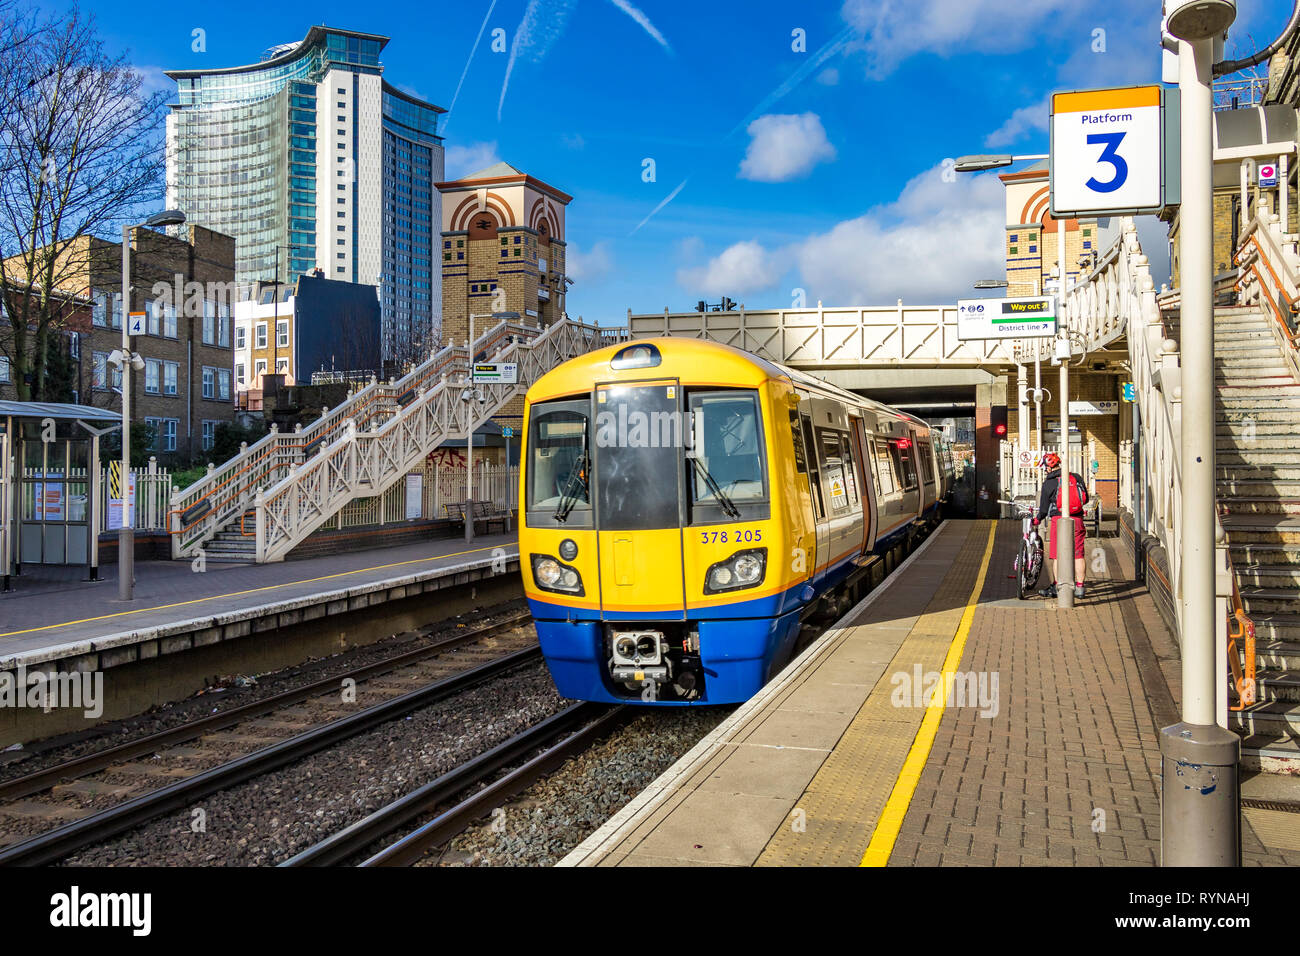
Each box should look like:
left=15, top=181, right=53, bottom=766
left=0, top=533, right=519, bottom=670
left=562, top=519, right=1300, bottom=868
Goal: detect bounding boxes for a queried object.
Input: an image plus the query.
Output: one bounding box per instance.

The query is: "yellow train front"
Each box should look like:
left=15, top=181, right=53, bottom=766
left=520, top=337, right=951, bottom=705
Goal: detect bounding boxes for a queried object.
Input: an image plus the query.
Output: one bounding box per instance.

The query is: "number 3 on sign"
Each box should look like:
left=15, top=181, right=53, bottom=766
left=1085, top=132, right=1128, bottom=194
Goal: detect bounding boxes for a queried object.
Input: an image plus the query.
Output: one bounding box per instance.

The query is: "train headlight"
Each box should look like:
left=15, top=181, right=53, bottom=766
left=704, top=548, right=767, bottom=595
left=531, top=554, right=585, bottom=596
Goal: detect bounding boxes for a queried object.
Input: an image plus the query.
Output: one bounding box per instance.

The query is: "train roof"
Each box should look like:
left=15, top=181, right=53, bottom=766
left=528, top=336, right=931, bottom=430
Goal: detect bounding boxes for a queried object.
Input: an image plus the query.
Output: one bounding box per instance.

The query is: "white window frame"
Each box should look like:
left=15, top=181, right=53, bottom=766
left=144, top=357, right=160, bottom=394
left=202, top=366, right=214, bottom=399
left=0, top=355, right=10, bottom=384
left=235, top=325, right=247, bottom=350
left=217, top=368, right=232, bottom=401
left=163, top=360, right=179, bottom=396
left=276, top=320, right=290, bottom=348
left=255, top=322, right=268, bottom=349
left=254, top=359, right=268, bottom=379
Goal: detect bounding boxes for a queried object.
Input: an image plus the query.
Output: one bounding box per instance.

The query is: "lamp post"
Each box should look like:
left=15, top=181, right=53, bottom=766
left=117, top=209, right=186, bottom=601
left=1159, top=0, right=1243, bottom=868
left=463, top=311, right=521, bottom=542
left=955, top=156, right=1049, bottom=512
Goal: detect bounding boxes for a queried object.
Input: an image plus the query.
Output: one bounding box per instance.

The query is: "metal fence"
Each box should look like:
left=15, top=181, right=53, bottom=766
left=19, top=459, right=173, bottom=534
left=999, top=440, right=1096, bottom=503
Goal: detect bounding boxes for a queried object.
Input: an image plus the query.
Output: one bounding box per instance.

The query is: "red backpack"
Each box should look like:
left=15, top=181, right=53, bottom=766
left=1057, top=472, right=1088, bottom=516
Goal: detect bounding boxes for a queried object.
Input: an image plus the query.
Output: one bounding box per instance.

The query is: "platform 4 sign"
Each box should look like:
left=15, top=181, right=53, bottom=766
left=956, top=296, right=1057, bottom=341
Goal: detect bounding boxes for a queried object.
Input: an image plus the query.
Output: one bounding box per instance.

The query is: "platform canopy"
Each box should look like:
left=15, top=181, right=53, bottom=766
left=0, top=401, right=121, bottom=423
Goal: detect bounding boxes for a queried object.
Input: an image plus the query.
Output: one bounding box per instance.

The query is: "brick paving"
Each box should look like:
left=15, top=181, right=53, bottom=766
left=889, top=521, right=1300, bottom=867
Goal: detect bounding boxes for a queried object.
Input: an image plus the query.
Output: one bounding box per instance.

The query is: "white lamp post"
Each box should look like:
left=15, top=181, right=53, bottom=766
left=116, top=209, right=185, bottom=601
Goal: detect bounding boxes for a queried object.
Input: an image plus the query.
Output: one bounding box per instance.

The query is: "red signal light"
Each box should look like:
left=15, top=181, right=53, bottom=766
left=897, top=438, right=912, bottom=449
left=994, top=423, right=1007, bottom=436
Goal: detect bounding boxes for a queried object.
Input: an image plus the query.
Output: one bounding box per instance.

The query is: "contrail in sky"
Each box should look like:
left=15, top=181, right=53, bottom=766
left=443, top=0, right=498, bottom=132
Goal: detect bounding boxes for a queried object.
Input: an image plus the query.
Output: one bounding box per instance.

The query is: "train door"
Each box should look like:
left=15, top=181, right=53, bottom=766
left=851, top=417, right=877, bottom=554
left=592, top=380, right=686, bottom=621
left=798, top=400, right=829, bottom=586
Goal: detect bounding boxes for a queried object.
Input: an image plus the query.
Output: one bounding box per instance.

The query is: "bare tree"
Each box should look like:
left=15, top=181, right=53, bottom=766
left=0, top=2, right=166, bottom=400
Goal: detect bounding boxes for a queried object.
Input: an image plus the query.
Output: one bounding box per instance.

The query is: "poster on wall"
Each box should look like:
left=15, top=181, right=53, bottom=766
left=36, top=473, right=64, bottom=521
left=106, top=472, right=135, bottom=530
left=405, top=473, right=423, bottom=520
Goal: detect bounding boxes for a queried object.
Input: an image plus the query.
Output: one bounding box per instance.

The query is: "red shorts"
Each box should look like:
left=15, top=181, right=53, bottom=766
left=1047, top=515, right=1086, bottom=561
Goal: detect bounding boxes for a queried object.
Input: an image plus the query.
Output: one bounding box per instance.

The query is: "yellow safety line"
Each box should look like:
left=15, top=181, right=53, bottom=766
left=0, top=544, right=513, bottom=639
left=859, top=520, right=997, bottom=867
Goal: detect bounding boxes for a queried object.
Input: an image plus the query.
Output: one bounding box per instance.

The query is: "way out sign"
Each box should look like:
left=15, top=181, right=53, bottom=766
left=956, top=296, right=1057, bottom=341
left=1051, top=85, right=1172, bottom=218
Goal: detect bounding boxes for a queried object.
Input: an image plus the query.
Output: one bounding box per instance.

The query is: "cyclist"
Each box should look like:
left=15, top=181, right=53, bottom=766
left=1034, top=452, right=1089, bottom=599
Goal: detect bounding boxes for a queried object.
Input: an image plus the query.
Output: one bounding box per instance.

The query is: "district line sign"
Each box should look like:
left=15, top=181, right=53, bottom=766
left=471, top=362, right=518, bottom=384
left=956, top=296, right=1058, bottom=341
left=1050, top=85, right=1174, bottom=218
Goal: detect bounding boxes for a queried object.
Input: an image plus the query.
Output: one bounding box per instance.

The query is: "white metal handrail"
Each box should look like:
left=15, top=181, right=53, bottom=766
left=1236, top=206, right=1300, bottom=381
left=1013, top=226, right=1131, bottom=364
left=169, top=318, right=543, bottom=558
left=253, top=319, right=604, bottom=561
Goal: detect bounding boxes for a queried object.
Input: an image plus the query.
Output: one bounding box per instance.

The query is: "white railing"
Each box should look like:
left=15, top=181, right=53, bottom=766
left=627, top=303, right=1018, bottom=367
left=19, top=462, right=172, bottom=533
left=330, top=463, right=519, bottom=531
left=1013, top=226, right=1132, bottom=364
left=1236, top=203, right=1300, bottom=382
left=170, top=318, right=545, bottom=558
left=253, top=320, right=603, bottom=562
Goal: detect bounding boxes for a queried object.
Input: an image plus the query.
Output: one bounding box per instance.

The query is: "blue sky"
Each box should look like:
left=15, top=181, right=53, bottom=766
left=68, top=0, right=1292, bottom=323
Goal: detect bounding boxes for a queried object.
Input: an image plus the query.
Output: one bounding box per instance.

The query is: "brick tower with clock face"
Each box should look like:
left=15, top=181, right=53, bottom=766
left=437, top=162, right=572, bottom=350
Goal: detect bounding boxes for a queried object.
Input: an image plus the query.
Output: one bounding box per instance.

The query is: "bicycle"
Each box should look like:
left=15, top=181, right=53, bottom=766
left=1000, top=498, right=1044, bottom=600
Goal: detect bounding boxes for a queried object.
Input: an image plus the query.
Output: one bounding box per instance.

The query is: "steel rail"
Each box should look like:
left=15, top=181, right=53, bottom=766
left=359, top=705, right=629, bottom=867
left=0, top=645, right=542, bottom=867
left=281, top=701, right=620, bottom=867
left=0, top=611, right=532, bottom=804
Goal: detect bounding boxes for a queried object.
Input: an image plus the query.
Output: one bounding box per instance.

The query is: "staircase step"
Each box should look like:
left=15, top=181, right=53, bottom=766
left=1216, top=422, right=1300, bottom=438
left=1229, top=700, right=1300, bottom=734
left=1219, top=498, right=1300, bottom=516
left=1238, top=737, right=1300, bottom=774
left=1254, top=635, right=1300, bottom=668
left=1228, top=543, right=1300, bottom=566
left=1234, top=564, right=1300, bottom=589
left=1256, top=670, right=1300, bottom=703
left=1216, top=410, right=1300, bottom=425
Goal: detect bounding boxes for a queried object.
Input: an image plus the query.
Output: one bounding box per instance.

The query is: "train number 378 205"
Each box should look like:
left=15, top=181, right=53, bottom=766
left=700, top=529, right=763, bottom=544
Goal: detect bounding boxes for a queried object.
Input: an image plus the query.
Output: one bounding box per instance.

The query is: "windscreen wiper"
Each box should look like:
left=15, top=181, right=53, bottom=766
left=691, top=456, right=741, bottom=519
left=554, top=451, right=589, bottom=523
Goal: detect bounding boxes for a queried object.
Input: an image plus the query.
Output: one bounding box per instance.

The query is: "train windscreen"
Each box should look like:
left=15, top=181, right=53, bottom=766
left=594, top=383, right=682, bottom=530
left=526, top=398, right=592, bottom=526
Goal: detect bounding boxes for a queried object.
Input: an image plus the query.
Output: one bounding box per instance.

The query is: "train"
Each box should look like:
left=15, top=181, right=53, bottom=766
left=518, top=337, right=957, bottom=706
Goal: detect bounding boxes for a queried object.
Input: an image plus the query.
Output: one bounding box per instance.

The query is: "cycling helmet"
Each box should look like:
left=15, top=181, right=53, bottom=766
left=1042, top=452, right=1061, bottom=469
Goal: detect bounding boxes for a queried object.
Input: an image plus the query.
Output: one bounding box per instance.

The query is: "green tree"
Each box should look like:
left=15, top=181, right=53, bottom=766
left=102, top=420, right=156, bottom=468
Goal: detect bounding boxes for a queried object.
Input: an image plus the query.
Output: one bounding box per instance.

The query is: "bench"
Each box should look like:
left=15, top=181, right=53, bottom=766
left=443, top=500, right=511, bottom=534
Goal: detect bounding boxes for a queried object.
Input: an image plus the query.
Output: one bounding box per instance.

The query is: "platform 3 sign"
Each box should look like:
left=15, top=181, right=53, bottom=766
left=956, top=296, right=1057, bottom=341
left=1050, top=84, right=1174, bottom=218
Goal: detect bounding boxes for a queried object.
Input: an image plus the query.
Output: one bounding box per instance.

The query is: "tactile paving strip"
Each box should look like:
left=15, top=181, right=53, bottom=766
left=755, top=522, right=992, bottom=867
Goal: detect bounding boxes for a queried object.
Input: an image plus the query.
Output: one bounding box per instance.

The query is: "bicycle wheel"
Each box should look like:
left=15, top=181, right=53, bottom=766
left=1017, top=545, right=1029, bottom=600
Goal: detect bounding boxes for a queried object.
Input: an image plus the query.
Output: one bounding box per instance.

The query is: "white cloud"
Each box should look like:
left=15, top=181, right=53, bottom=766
left=841, top=0, right=1076, bottom=77
left=790, top=163, right=1006, bottom=303
left=132, top=65, right=174, bottom=99
left=567, top=240, right=615, bottom=283
left=677, top=240, right=780, bottom=298
left=739, top=113, right=837, bottom=183
left=984, top=94, right=1051, bottom=148
left=817, top=67, right=840, bottom=86
left=679, top=162, right=1006, bottom=306
left=444, top=141, right=501, bottom=179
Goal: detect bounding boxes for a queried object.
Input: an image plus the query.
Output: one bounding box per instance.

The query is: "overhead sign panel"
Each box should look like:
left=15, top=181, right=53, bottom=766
left=1260, top=162, right=1278, bottom=188
left=956, top=296, right=1058, bottom=341
left=1051, top=85, right=1166, bottom=217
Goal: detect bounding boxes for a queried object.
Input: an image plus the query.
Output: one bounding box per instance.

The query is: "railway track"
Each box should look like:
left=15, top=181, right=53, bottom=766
left=0, top=613, right=538, bottom=866
left=283, top=702, right=627, bottom=867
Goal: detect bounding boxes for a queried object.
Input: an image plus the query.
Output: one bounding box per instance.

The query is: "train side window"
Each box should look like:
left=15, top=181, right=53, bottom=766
left=918, top=440, right=935, bottom=483
left=867, top=438, right=882, bottom=497
left=891, top=437, right=918, bottom=491
left=874, top=439, right=897, bottom=496
left=801, top=412, right=824, bottom=517
left=817, top=428, right=850, bottom=514
left=789, top=407, right=808, bottom=474
left=838, top=433, right=859, bottom=506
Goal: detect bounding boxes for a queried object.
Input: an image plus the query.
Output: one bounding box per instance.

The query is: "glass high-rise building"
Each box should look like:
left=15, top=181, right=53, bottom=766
left=165, top=26, right=445, bottom=365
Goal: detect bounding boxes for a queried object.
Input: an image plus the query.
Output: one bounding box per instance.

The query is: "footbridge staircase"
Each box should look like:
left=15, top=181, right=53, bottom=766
left=169, top=318, right=614, bottom=564
left=1029, top=213, right=1300, bottom=772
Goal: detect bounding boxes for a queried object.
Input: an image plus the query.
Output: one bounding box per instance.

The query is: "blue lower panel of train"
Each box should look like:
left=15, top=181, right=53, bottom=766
left=532, top=603, right=805, bottom=706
